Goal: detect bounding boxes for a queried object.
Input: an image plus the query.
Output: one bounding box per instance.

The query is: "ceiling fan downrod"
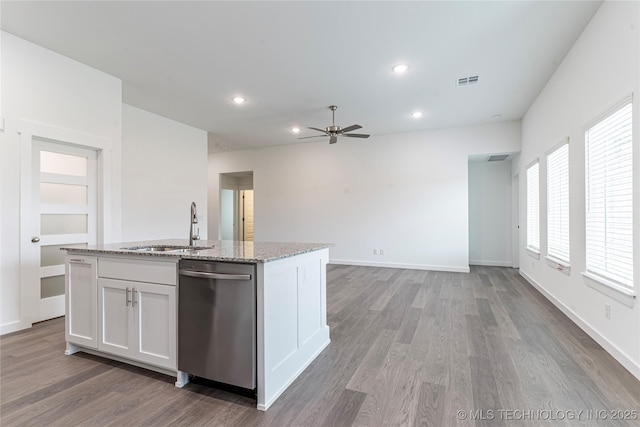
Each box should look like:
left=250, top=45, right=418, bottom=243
left=328, top=105, right=339, bottom=132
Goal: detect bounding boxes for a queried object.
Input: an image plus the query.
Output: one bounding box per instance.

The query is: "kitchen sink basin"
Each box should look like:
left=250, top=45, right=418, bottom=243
left=121, top=245, right=213, bottom=253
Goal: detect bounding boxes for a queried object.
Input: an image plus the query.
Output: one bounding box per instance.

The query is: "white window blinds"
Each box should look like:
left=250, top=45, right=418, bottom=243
left=547, top=142, right=570, bottom=263
left=585, top=101, right=633, bottom=287
left=526, top=162, right=540, bottom=252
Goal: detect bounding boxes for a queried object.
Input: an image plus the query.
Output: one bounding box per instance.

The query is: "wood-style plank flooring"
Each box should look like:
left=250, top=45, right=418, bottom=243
left=2, top=266, right=639, bottom=426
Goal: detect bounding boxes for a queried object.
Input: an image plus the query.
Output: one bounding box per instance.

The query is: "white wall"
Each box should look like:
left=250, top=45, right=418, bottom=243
left=0, top=32, right=122, bottom=333
left=468, top=159, right=513, bottom=266
left=518, top=1, right=640, bottom=378
left=209, top=121, right=521, bottom=272
left=121, top=104, right=208, bottom=242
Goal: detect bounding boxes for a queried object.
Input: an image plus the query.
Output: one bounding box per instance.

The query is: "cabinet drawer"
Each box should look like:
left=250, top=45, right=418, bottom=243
left=98, top=257, right=177, bottom=285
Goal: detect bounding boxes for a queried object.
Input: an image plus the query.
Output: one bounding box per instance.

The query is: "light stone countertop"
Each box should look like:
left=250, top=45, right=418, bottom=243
left=62, top=239, right=332, bottom=263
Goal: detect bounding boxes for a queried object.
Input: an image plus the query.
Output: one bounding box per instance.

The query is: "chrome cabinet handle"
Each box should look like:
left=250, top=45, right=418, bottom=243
left=132, top=288, right=137, bottom=307
left=126, top=288, right=131, bottom=306
left=31, top=236, right=40, bottom=243
left=69, top=258, right=85, bottom=263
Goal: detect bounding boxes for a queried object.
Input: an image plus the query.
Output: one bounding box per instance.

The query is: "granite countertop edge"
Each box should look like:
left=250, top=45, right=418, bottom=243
left=62, top=239, right=333, bottom=263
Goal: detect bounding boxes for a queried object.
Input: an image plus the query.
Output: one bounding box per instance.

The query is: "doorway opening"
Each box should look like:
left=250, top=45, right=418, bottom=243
left=220, top=172, right=254, bottom=241
left=468, top=153, right=515, bottom=267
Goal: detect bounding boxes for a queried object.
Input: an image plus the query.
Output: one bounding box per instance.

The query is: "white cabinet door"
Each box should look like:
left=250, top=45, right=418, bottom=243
left=98, top=278, right=134, bottom=359
left=65, top=256, right=97, bottom=348
left=98, top=278, right=176, bottom=370
left=134, top=282, right=176, bottom=370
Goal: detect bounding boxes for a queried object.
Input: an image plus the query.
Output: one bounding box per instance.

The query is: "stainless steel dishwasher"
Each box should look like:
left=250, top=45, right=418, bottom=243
left=178, top=259, right=256, bottom=390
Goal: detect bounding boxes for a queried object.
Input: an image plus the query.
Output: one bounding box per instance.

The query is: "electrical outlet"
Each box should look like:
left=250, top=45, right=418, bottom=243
left=380, top=249, right=385, bottom=255
left=373, top=249, right=378, bottom=255
left=605, top=304, right=611, bottom=319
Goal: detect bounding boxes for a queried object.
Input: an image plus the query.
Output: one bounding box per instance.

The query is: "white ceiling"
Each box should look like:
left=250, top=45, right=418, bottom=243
left=1, top=1, right=602, bottom=152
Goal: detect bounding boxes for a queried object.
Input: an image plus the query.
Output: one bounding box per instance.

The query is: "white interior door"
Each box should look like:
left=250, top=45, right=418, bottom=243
left=29, top=139, right=97, bottom=322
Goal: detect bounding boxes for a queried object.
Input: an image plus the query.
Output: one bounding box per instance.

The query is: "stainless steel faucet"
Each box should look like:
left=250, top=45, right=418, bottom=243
left=189, top=202, right=200, bottom=246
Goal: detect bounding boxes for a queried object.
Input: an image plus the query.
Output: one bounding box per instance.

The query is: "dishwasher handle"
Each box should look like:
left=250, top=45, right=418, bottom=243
left=179, top=270, right=252, bottom=281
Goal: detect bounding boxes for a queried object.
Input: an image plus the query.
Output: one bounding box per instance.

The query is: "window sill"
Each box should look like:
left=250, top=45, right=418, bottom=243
left=545, top=256, right=571, bottom=275
left=582, top=272, right=636, bottom=308
left=526, top=248, right=540, bottom=259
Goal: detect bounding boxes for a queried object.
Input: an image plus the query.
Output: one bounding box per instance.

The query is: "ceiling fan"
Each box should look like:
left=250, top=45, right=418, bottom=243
left=298, top=105, right=370, bottom=144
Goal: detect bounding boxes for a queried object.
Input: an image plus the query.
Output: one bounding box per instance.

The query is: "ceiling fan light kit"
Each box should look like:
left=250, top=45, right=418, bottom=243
left=298, top=105, right=370, bottom=144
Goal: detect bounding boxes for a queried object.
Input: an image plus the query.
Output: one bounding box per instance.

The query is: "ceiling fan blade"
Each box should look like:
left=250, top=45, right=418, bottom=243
left=298, top=135, right=326, bottom=139
left=342, top=133, right=370, bottom=138
left=308, top=127, right=328, bottom=134
left=340, top=124, right=362, bottom=133
left=329, top=135, right=338, bottom=144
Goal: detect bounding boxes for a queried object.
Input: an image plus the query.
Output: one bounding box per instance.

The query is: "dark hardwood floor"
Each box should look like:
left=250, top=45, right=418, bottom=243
left=2, top=266, right=639, bottom=426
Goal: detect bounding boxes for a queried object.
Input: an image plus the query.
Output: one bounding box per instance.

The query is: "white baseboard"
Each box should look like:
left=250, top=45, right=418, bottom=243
left=469, top=259, right=513, bottom=267
left=519, top=270, right=640, bottom=380
left=0, top=320, right=31, bottom=335
left=330, top=259, right=470, bottom=273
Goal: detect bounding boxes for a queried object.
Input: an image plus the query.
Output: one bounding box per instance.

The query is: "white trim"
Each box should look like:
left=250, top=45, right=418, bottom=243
left=329, top=258, right=471, bottom=273
left=66, top=345, right=178, bottom=377
left=16, top=119, right=112, bottom=150
left=469, top=260, right=513, bottom=267
left=544, top=137, right=570, bottom=156
left=520, top=270, right=640, bottom=380
left=582, top=272, right=636, bottom=308
left=545, top=256, right=571, bottom=275
left=526, top=248, right=540, bottom=259
left=582, top=93, right=634, bottom=132
left=0, top=320, right=32, bottom=335
left=524, top=157, right=540, bottom=170
left=19, top=130, right=37, bottom=329
left=525, top=161, right=540, bottom=252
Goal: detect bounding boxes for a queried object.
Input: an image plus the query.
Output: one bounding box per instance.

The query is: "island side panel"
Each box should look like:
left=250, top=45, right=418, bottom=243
left=256, top=248, right=331, bottom=411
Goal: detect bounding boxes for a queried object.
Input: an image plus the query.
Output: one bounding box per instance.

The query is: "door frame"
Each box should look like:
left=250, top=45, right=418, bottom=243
left=18, top=119, right=113, bottom=329
left=512, top=173, right=520, bottom=269
left=219, top=172, right=254, bottom=241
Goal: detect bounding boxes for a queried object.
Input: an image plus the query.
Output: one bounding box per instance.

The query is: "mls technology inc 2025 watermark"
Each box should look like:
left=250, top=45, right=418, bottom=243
left=456, top=409, right=638, bottom=422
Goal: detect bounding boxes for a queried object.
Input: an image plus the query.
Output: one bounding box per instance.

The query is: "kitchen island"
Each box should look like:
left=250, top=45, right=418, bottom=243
left=63, top=239, right=331, bottom=411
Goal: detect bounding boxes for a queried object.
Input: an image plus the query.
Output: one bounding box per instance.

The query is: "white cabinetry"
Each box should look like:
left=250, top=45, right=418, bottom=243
left=65, top=255, right=98, bottom=350
left=65, top=254, right=178, bottom=372
left=64, top=243, right=330, bottom=410
left=256, top=248, right=330, bottom=410
left=98, top=278, right=176, bottom=370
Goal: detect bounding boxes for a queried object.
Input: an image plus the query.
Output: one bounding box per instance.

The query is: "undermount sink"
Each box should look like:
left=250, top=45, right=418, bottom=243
left=121, top=245, right=213, bottom=253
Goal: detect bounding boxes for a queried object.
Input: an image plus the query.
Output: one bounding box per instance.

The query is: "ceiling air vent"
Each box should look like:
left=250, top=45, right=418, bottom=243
left=457, top=75, right=479, bottom=86
left=487, top=154, right=509, bottom=162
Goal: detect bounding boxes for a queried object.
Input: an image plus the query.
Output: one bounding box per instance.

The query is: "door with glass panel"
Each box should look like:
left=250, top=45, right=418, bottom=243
left=31, top=139, right=97, bottom=322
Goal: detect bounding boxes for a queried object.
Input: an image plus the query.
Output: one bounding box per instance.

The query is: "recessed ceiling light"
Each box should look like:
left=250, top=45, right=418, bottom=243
left=392, top=64, right=409, bottom=74
left=232, top=96, right=246, bottom=104
left=411, top=111, right=423, bottom=118
left=291, top=127, right=301, bottom=133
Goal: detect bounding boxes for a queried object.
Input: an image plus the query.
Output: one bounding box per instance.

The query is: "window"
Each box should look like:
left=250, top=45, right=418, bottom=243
left=585, top=101, right=633, bottom=287
left=526, top=161, right=540, bottom=253
left=547, top=141, right=570, bottom=264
